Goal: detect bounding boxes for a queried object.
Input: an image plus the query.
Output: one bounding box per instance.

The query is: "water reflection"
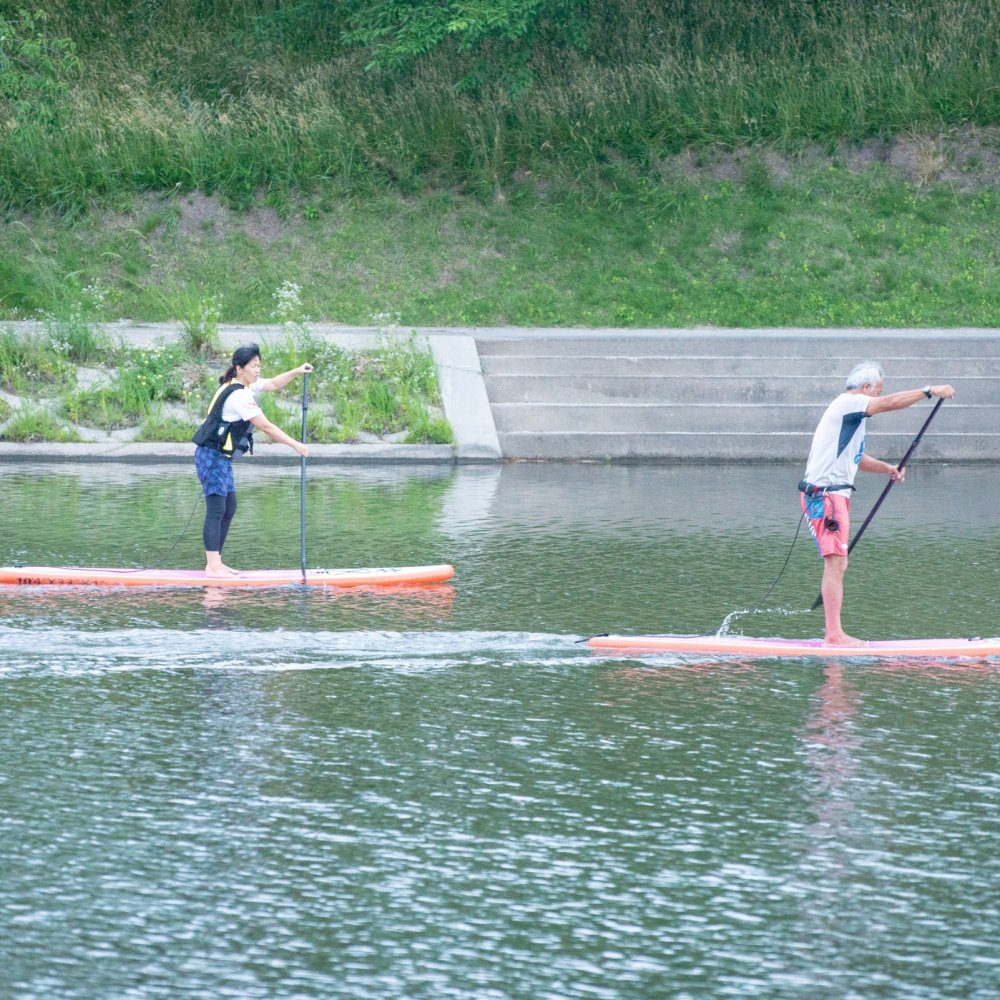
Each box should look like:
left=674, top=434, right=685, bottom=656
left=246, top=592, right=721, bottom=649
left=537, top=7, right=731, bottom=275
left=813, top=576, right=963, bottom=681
left=197, top=582, right=457, bottom=625
left=803, top=661, right=860, bottom=854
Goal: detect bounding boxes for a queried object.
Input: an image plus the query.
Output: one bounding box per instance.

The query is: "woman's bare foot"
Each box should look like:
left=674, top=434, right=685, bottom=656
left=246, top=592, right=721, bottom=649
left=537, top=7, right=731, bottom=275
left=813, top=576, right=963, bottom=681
left=823, top=632, right=865, bottom=646
left=205, top=562, right=239, bottom=577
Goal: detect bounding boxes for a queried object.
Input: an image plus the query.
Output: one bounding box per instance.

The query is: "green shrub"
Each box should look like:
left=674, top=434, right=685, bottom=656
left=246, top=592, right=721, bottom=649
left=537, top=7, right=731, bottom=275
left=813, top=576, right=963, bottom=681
left=330, top=398, right=363, bottom=443
left=135, top=411, right=196, bottom=442
left=45, top=316, right=109, bottom=363
left=117, top=343, right=188, bottom=402
left=179, top=292, right=223, bottom=358
left=405, top=406, right=454, bottom=445
left=2, top=405, right=80, bottom=442
left=303, top=408, right=341, bottom=444
left=380, top=335, right=441, bottom=402
left=62, top=384, right=140, bottom=431
left=360, top=377, right=400, bottom=434
left=0, top=9, right=78, bottom=131
left=63, top=343, right=189, bottom=429
left=255, top=392, right=298, bottom=438
left=0, top=328, right=70, bottom=391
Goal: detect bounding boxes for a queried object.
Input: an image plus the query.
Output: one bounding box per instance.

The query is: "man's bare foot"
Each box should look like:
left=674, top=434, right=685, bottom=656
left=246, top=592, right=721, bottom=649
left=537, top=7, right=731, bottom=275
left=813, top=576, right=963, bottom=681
left=823, top=633, right=865, bottom=646
left=205, top=563, right=239, bottom=578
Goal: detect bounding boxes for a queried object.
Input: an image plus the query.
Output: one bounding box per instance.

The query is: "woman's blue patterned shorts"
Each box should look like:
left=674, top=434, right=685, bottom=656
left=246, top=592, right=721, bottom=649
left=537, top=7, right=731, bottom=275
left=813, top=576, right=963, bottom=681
left=194, top=446, right=235, bottom=497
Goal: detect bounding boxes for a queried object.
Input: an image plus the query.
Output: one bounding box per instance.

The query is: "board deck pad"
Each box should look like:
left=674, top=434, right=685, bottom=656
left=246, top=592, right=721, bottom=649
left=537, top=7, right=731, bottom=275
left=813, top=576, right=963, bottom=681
left=587, top=633, right=1000, bottom=659
left=0, top=564, right=455, bottom=589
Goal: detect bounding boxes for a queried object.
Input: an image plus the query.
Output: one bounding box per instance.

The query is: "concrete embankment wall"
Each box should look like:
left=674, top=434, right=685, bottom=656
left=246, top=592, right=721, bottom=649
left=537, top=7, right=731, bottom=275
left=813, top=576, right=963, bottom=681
left=1, top=323, right=997, bottom=463
left=476, top=327, right=1000, bottom=462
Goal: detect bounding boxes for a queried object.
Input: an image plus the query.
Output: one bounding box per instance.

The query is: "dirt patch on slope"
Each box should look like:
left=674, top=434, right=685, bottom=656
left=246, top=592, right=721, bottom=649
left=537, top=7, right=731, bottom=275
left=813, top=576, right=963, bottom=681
left=664, top=125, right=1000, bottom=191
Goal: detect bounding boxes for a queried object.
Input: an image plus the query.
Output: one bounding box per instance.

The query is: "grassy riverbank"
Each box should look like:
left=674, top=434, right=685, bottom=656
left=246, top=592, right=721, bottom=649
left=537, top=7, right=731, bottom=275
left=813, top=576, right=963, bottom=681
left=2, top=1, right=999, bottom=327
left=6, top=152, right=1000, bottom=328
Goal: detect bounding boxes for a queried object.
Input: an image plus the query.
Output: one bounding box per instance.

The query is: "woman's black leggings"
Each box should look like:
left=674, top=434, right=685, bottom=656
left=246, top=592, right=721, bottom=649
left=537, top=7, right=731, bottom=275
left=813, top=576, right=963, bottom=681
left=203, top=492, right=237, bottom=553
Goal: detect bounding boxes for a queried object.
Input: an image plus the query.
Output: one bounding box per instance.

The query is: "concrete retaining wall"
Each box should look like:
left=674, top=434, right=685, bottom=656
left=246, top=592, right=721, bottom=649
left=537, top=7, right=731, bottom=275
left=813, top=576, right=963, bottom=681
left=476, top=328, right=1000, bottom=462
left=1, top=322, right=997, bottom=463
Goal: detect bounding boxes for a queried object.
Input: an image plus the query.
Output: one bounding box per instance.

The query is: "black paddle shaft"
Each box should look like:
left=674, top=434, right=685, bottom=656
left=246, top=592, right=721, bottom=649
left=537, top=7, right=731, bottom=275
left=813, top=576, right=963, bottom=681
left=300, top=373, right=309, bottom=583
left=811, top=397, right=944, bottom=610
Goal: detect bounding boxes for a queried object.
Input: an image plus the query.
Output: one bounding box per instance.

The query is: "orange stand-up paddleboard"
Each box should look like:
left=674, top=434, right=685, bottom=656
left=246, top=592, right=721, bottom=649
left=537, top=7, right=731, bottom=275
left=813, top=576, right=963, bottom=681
left=0, top=564, right=455, bottom=589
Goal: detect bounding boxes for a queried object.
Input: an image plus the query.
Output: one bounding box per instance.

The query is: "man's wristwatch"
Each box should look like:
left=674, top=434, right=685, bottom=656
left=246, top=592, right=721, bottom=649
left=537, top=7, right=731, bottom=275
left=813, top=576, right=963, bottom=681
left=922, top=385, right=933, bottom=398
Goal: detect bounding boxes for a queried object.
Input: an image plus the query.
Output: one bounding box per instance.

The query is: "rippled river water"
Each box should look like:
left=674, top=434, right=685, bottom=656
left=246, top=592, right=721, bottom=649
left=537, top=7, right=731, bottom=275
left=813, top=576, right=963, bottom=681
left=2, top=459, right=998, bottom=999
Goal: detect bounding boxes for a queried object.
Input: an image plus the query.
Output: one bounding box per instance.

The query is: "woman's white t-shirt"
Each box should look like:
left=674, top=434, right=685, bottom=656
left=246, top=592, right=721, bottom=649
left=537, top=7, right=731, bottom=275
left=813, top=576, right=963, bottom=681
left=220, top=383, right=263, bottom=423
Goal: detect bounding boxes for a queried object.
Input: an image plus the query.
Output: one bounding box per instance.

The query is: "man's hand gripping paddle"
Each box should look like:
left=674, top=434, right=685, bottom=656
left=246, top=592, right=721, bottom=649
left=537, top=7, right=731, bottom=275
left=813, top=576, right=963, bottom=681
left=811, top=397, right=944, bottom=610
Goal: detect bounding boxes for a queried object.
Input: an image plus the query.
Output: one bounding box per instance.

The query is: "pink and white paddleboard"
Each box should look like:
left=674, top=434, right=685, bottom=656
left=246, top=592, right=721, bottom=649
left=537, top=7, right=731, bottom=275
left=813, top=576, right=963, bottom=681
left=587, top=633, right=1000, bottom=659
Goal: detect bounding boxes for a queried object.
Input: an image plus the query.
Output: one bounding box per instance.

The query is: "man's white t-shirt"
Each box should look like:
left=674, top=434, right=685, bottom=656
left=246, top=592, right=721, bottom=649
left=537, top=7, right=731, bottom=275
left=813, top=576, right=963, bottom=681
left=803, top=392, right=871, bottom=494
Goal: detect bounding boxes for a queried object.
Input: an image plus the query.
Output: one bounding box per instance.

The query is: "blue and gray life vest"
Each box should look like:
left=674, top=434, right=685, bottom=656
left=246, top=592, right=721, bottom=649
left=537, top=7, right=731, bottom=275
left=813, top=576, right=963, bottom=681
left=192, top=382, right=254, bottom=458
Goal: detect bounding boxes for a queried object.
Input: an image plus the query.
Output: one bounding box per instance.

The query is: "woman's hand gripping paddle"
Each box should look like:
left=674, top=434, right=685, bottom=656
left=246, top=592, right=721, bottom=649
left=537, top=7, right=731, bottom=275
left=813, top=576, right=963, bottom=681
left=811, top=397, right=944, bottom=610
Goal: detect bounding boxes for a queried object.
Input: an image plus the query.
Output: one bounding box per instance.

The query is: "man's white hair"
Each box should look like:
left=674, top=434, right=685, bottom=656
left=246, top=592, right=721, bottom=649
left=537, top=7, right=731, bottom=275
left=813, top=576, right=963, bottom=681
left=846, top=361, right=884, bottom=390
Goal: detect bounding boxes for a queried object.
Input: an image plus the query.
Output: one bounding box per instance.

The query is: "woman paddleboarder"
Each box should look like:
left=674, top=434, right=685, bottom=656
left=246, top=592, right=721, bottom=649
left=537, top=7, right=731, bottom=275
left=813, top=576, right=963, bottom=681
left=193, top=343, right=311, bottom=577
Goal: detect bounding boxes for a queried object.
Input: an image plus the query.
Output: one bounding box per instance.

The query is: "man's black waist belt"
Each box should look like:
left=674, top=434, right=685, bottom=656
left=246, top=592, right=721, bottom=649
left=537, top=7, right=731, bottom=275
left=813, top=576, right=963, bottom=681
left=798, top=480, right=856, bottom=496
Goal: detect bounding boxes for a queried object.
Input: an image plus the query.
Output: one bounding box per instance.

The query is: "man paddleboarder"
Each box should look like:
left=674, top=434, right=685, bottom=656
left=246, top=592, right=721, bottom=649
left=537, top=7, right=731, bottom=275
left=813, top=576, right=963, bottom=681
left=800, top=361, right=954, bottom=645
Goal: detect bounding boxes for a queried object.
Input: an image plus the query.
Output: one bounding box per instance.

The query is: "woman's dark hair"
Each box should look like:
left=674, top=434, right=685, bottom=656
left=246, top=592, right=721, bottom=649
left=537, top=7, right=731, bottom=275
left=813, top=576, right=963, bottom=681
left=220, top=343, right=261, bottom=384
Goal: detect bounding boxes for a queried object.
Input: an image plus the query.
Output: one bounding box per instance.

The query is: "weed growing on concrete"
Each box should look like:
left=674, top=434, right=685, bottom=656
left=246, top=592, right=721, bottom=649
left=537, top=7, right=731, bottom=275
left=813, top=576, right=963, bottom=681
left=0, top=328, right=71, bottom=392
left=3, top=404, right=80, bottom=443
left=179, top=292, right=224, bottom=358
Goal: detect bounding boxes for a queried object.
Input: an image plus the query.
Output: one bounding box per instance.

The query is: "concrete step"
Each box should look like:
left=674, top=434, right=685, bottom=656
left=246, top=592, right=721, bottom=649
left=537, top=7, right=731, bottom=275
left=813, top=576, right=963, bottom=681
left=480, top=354, right=1000, bottom=378
left=497, top=431, right=997, bottom=461
left=474, top=330, right=1000, bottom=460
left=477, top=332, right=1000, bottom=358
left=483, top=374, right=999, bottom=405
left=490, top=401, right=997, bottom=435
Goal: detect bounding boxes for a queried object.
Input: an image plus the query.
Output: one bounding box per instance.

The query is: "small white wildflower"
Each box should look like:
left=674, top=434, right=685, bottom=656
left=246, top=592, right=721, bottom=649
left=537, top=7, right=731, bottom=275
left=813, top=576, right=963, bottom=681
left=369, top=310, right=401, bottom=330
left=273, top=281, right=304, bottom=323
left=83, top=281, right=109, bottom=310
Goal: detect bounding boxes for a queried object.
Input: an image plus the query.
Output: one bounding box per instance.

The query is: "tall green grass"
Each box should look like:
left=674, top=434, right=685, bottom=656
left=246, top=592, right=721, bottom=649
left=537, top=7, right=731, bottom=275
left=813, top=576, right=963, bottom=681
left=3, top=163, right=999, bottom=328
left=3, top=1, right=999, bottom=212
